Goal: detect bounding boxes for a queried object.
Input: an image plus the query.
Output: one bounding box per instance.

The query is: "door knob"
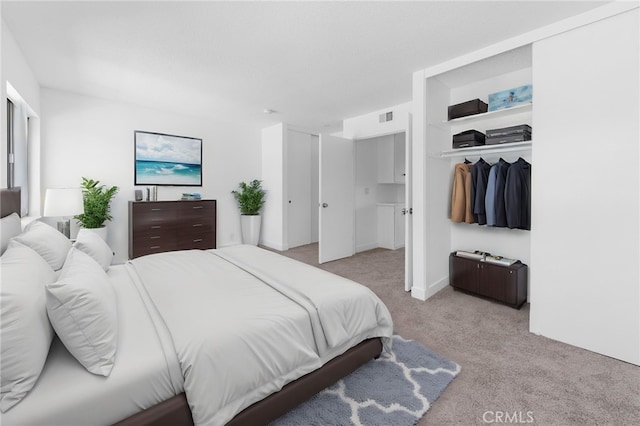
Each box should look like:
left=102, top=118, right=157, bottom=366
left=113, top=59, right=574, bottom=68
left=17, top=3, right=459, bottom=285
left=401, top=208, right=407, bottom=215
left=322, top=203, right=328, bottom=208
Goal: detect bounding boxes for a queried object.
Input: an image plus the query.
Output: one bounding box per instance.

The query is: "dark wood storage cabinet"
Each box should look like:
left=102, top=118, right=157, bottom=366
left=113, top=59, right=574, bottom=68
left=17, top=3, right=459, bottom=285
left=449, top=252, right=528, bottom=309
left=128, top=200, right=216, bottom=259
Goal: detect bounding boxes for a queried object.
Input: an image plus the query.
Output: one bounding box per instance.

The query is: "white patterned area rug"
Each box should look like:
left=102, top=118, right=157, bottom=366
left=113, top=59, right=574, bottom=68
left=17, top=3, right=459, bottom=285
left=271, top=335, right=461, bottom=426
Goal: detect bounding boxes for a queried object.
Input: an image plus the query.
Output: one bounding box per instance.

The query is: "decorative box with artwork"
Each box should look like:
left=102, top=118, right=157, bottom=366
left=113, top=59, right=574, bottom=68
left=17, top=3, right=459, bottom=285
left=488, top=84, right=532, bottom=111
left=134, top=131, right=203, bottom=187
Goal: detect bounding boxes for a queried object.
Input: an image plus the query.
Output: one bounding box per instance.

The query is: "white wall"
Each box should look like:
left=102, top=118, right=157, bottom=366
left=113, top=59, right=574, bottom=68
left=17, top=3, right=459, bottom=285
left=260, top=123, right=286, bottom=250
left=41, top=88, right=262, bottom=264
left=1, top=20, right=42, bottom=214
left=529, top=9, right=639, bottom=365
left=342, top=102, right=412, bottom=140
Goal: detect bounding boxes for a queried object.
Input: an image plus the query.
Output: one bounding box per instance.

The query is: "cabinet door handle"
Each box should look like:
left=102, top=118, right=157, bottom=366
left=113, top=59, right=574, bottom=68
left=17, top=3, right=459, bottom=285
left=193, top=238, right=203, bottom=243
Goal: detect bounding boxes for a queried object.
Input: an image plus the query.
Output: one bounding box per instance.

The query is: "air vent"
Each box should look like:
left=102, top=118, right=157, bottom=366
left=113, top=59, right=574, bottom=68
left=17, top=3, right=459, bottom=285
left=378, top=111, right=393, bottom=123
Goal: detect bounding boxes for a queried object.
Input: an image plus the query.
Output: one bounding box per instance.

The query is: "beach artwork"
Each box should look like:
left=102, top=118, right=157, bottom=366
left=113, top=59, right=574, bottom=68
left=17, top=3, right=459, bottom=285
left=135, top=131, right=202, bottom=186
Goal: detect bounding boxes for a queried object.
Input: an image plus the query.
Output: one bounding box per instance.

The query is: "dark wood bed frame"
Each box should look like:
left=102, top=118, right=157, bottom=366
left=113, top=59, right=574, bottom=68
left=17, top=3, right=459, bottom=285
left=1, top=187, right=384, bottom=426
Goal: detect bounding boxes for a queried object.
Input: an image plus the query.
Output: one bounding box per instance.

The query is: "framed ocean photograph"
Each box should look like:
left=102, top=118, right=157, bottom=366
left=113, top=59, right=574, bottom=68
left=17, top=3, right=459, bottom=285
left=488, top=84, right=533, bottom=111
left=134, top=131, right=203, bottom=186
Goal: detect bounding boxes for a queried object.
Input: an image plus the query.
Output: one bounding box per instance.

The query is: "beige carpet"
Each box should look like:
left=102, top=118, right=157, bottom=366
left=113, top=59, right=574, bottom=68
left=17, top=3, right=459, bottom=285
left=276, top=244, right=639, bottom=425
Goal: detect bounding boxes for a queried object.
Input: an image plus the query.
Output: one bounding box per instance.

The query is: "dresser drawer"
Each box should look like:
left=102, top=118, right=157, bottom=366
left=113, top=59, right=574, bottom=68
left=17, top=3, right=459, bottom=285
left=177, top=233, right=215, bottom=250
left=131, top=232, right=178, bottom=258
left=178, top=220, right=214, bottom=235
left=179, top=201, right=216, bottom=219
left=132, top=202, right=178, bottom=215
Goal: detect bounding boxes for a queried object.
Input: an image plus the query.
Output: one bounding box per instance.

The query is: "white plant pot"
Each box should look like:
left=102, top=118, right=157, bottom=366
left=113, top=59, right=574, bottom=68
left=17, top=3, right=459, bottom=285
left=240, top=215, right=261, bottom=246
left=77, top=226, right=108, bottom=242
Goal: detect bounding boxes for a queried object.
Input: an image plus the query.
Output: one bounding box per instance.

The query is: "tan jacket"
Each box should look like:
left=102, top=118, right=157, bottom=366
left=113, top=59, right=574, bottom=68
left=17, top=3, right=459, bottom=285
left=451, top=163, right=474, bottom=223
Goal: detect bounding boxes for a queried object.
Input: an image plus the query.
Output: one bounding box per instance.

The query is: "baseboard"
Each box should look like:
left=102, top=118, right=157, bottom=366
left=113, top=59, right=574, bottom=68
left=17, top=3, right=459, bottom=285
left=356, top=242, right=378, bottom=253
left=259, top=240, right=287, bottom=251
left=411, top=275, right=449, bottom=301
left=427, top=275, right=449, bottom=298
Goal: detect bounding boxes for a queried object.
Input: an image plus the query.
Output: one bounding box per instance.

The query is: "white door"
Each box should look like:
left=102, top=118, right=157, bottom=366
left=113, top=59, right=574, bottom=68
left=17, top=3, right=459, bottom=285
left=404, top=114, right=413, bottom=291
left=287, top=130, right=312, bottom=249
left=319, top=133, right=354, bottom=264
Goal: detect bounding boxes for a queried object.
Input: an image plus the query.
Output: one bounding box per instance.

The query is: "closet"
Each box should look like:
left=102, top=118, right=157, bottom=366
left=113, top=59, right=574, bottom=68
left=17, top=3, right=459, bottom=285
left=260, top=124, right=318, bottom=251
left=412, top=4, right=639, bottom=365
left=431, top=45, right=533, bottom=283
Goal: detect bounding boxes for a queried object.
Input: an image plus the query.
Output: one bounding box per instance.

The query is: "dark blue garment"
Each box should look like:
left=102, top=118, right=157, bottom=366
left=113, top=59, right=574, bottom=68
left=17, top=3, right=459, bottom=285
left=485, top=165, right=499, bottom=226
left=471, top=158, right=492, bottom=225
left=504, top=157, right=531, bottom=230
left=491, top=159, right=511, bottom=228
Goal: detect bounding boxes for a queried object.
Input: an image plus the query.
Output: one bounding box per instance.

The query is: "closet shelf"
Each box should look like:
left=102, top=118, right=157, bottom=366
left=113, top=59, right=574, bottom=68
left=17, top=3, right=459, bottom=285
left=439, top=141, right=532, bottom=158
left=432, top=102, right=533, bottom=129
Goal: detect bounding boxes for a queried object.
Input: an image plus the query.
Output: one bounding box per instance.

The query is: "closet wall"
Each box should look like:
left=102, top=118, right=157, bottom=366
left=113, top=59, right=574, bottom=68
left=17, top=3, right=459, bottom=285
left=529, top=8, right=639, bottom=365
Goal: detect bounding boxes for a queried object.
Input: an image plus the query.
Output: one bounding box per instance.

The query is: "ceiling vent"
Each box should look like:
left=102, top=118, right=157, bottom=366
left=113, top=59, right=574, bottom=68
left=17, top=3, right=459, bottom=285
left=379, top=111, right=393, bottom=123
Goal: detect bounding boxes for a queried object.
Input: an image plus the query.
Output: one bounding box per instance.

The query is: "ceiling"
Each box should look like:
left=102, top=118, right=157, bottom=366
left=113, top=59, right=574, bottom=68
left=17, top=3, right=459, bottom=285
left=1, top=1, right=607, bottom=132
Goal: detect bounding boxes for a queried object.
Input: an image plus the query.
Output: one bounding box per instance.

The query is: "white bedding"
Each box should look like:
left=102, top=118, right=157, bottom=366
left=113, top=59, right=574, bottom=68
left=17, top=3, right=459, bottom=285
left=128, top=245, right=393, bottom=426
left=2, top=266, right=183, bottom=426
left=4, top=245, right=392, bottom=426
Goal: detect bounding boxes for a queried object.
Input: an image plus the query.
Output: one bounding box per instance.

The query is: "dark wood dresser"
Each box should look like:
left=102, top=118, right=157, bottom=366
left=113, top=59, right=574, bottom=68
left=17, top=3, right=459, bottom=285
left=449, top=252, right=528, bottom=309
left=128, top=200, right=216, bottom=259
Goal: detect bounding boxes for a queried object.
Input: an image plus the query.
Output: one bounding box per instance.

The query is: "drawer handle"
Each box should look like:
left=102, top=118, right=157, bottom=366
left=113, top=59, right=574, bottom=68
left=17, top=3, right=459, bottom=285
left=150, top=236, right=161, bottom=239
left=192, top=206, right=203, bottom=209
left=193, top=238, right=203, bottom=243
left=151, top=225, right=161, bottom=229
left=192, top=223, right=203, bottom=227
left=151, top=208, right=161, bottom=211
left=150, top=246, right=161, bottom=249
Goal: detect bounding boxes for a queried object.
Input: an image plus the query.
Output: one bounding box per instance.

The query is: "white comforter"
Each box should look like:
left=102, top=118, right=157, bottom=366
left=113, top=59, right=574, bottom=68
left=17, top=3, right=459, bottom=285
left=128, top=245, right=393, bottom=426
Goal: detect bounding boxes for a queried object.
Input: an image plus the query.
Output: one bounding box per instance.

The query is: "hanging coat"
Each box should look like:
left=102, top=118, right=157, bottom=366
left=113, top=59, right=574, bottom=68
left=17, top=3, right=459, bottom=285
left=485, top=158, right=511, bottom=227
left=504, top=157, right=531, bottom=230
left=451, top=162, right=474, bottom=223
left=472, top=158, right=492, bottom=225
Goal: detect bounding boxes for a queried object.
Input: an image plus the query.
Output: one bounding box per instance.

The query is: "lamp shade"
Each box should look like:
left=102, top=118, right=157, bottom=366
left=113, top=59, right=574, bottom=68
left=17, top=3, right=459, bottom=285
left=44, top=188, right=84, bottom=217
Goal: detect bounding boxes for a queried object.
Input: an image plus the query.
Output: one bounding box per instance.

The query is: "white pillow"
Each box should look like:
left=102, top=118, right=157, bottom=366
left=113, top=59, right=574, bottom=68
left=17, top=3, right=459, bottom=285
left=0, top=241, right=56, bottom=413
left=74, top=229, right=113, bottom=271
left=46, top=248, right=118, bottom=376
left=13, top=221, right=71, bottom=271
left=0, top=213, right=22, bottom=255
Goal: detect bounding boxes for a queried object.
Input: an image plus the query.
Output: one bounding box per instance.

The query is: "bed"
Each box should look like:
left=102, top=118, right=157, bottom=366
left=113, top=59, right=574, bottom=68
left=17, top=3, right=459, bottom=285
left=0, top=188, right=393, bottom=425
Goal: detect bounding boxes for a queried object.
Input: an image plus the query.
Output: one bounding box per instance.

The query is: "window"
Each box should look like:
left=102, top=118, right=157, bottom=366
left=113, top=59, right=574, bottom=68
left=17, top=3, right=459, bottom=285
left=6, top=97, right=30, bottom=215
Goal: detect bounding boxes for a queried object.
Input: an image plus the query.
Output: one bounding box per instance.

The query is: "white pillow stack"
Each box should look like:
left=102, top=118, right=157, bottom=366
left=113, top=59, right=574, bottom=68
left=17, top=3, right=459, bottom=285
left=1, top=221, right=119, bottom=412
left=0, top=212, right=22, bottom=255
left=73, top=229, right=114, bottom=271
left=45, top=247, right=118, bottom=376
left=0, top=241, right=56, bottom=412
left=13, top=221, right=72, bottom=270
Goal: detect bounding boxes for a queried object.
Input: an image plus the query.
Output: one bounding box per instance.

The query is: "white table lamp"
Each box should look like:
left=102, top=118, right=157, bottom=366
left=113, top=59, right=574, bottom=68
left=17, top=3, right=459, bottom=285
left=44, top=188, right=84, bottom=238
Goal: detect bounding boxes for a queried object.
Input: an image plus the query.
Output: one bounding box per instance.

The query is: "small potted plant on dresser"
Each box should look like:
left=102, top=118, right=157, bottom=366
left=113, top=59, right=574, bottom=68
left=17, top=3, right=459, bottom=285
left=74, top=177, right=119, bottom=241
left=231, top=179, right=266, bottom=246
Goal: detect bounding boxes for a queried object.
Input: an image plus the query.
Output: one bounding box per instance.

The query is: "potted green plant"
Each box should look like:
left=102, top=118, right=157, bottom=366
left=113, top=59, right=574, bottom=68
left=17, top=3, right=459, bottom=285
left=74, top=177, right=119, bottom=241
left=231, top=179, right=266, bottom=245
